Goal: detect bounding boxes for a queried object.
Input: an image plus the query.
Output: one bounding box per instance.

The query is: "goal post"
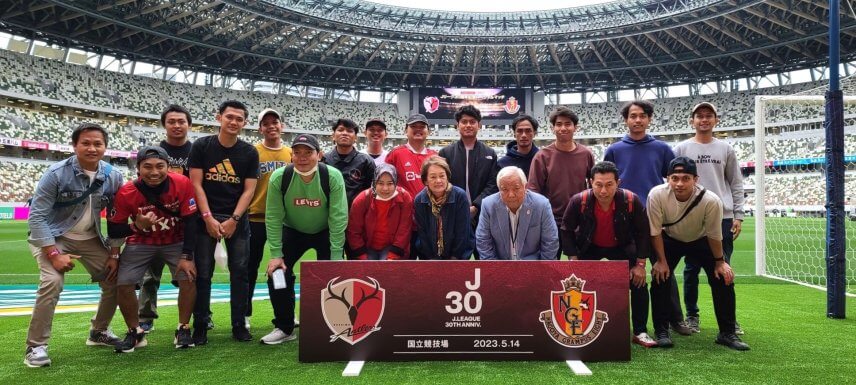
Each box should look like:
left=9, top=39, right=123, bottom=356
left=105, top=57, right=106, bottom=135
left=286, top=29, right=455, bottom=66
left=753, top=94, right=856, bottom=300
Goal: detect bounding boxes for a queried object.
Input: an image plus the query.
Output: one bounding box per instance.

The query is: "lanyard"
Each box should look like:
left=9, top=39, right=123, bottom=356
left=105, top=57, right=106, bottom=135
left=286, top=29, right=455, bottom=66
left=508, top=210, right=519, bottom=260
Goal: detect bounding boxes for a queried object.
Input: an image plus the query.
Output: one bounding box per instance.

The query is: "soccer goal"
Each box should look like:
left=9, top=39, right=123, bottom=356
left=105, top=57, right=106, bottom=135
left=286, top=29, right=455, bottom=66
left=753, top=88, right=856, bottom=297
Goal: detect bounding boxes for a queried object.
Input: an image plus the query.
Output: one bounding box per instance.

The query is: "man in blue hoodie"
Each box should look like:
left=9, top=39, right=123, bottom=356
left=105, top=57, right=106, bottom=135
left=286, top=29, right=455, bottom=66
left=603, top=100, right=691, bottom=336
left=498, top=114, right=539, bottom=179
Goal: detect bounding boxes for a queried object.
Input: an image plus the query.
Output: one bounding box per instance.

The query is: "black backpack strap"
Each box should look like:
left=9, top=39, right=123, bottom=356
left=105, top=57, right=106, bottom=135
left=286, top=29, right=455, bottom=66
left=53, top=163, right=111, bottom=208
left=133, top=178, right=180, bottom=217
left=318, top=163, right=330, bottom=207
left=281, top=165, right=295, bottom=205
left=663, top=188, right=706, bottom=227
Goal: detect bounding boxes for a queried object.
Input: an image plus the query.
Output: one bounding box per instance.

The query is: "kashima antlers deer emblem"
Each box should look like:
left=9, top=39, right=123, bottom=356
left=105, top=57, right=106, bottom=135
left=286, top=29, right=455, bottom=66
left=321, top=277, right=386, bottom=345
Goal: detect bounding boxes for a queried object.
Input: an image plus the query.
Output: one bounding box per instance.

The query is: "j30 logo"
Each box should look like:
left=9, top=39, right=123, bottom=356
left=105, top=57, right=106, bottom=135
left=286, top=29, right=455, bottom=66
left=445, top=268, right=483, bottom=314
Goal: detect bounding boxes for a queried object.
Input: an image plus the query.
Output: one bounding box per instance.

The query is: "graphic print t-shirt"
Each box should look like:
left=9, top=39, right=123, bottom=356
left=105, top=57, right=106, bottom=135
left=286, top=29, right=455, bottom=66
left=109, top=173, right=198, bottom=245
left=159, top=140, right=192, bottom=177
left=188, top=135, right=259, bottom=215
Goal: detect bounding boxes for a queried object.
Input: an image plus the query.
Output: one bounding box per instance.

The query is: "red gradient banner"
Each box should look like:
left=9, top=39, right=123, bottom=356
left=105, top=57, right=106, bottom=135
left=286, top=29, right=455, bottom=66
left=299, top=260, right=629, bottom=362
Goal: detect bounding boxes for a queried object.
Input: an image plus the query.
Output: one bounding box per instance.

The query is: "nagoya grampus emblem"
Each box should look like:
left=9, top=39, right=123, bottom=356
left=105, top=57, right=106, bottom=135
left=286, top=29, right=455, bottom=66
left=504, top=96, right=520, bottom=114
left=539, top=274, right=609, bottom=348
left=321, top=277, right=385, bottom=345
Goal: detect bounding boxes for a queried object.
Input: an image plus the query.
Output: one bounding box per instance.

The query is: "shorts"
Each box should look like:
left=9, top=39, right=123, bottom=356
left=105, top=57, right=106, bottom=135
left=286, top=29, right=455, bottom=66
left=117, top=243, right=188, bottom=286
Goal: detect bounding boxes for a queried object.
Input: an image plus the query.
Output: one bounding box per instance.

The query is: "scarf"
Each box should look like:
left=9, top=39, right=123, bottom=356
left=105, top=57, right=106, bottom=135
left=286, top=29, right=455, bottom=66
left=428, top=184, right=452, bottom=257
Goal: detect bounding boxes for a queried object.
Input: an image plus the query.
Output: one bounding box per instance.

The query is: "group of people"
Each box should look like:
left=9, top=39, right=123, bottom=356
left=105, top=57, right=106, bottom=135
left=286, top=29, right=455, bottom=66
left=24, top=98, right=748, bottom=368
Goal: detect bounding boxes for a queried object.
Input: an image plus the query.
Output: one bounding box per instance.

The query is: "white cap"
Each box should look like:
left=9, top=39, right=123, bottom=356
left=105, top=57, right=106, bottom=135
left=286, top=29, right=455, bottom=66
left=690, top=102, right=717, bottom=117
left=257, top=108, right=281, bottom=126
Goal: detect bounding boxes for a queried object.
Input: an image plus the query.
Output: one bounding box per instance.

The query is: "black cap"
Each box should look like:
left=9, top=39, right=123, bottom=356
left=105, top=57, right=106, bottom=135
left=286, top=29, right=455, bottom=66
left=406, top=114, right=429, bottom=125
left=365, top=117, right=387, bottom=130
left=668, top=156, right=698, bottom=176
left=291, top=134, right=320, bottom=151
left=136, top=146, right=170, bottom=165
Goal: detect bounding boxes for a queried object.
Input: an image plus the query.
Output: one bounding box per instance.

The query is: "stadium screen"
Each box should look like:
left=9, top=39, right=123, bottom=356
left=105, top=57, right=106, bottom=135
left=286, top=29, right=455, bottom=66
left=417, top=88, right=525, bottom=120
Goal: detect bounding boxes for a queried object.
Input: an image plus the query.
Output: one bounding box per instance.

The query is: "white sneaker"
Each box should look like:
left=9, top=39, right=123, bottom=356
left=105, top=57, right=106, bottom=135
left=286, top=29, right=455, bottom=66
left=632, top=332, right=658, bottom=348
left=259, top=328, right=296, bottom=345
left=244, top=316, right=251, bottom=331
left=24, top=345, right=51, bottom=368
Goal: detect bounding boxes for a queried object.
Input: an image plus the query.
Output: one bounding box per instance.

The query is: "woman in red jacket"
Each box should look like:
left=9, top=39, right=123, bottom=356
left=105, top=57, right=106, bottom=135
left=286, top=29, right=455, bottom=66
left=347, top=163, right=414, bottom=260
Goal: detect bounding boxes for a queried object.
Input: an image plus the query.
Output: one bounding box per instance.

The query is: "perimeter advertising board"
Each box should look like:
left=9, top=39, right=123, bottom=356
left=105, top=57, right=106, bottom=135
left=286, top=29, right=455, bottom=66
left=299, top=261, right=629, bottom=362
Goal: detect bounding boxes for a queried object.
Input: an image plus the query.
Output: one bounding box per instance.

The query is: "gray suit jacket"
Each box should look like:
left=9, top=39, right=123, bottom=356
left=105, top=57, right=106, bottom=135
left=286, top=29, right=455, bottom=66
left=475, top=191, right=558, bottom=260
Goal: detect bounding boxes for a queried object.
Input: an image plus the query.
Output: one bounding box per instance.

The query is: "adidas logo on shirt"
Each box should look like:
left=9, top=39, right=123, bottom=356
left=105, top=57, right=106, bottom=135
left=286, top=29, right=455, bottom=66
left=205, top=159, right=241, bottom=184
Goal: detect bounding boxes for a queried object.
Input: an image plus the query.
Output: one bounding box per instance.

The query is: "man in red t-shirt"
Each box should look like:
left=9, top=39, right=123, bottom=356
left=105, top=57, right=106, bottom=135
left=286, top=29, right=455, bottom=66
left=107, top=147, right=199, bottom=353
left=384, top=114, right=437, bottom=198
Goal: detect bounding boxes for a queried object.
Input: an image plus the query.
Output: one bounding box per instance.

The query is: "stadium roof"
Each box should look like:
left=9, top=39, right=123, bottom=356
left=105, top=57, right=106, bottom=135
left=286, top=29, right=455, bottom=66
left=1, top=0, right=854, bottom=92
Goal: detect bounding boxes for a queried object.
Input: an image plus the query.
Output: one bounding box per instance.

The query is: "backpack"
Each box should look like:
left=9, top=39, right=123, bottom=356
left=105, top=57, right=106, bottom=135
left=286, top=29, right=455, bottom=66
left=280, top=163, right=331, bottom=207
left=580, top=188, right=634, bottom=214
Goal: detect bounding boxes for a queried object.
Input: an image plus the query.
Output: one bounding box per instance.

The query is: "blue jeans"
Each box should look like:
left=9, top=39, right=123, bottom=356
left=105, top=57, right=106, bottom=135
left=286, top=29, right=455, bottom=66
left=682, top=218, right=735, bottom=318
left=193, top=215, right=251, bottom=330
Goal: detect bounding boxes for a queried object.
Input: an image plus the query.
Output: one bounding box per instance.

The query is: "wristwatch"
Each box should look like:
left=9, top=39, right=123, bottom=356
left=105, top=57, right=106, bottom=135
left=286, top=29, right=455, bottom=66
left=230, top=214, right=241, bottom=222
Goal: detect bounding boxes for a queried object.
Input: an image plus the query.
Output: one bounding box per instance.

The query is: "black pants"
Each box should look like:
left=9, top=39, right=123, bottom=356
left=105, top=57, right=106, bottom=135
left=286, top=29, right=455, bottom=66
left=267, top=227, right=331, bottom=333
left=581, top=246, right=649, bottom=335
left=247, top=221, right=268, bottom=317
left=651, top=235, right=736, bottom=335
left=193, top=215, right=251, bottom=330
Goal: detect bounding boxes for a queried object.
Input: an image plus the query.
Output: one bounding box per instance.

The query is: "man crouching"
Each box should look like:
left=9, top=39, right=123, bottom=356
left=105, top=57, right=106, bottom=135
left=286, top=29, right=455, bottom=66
left=107, top=146, right=199, bottom=352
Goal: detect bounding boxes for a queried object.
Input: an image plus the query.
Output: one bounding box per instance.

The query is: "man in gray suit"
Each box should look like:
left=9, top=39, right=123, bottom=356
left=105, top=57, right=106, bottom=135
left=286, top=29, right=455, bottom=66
left=475, top=166, right=558, bottom=260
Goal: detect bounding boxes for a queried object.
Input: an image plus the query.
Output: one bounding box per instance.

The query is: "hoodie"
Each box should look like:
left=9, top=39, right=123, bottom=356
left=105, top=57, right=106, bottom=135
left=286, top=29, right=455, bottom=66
left=498, top=141, right=539, bottom=178
left=603, top=134, right=675, bottom=206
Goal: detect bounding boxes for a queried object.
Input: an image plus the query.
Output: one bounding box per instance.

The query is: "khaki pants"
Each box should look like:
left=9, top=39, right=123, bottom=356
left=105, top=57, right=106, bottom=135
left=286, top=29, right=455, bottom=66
left=26, top=237, right=118, bottom=347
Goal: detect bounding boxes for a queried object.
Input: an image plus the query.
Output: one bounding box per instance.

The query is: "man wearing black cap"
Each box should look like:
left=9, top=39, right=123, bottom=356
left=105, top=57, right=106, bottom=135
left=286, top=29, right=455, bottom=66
left=362, top=117, right=389, bottom=165
left=108, top=146, right=199, bottom=352
left=261, top=134, right=348, bottom=344
left=323, top=118, right=376, bottom=208
left=646, top=156, right=749, bottom=351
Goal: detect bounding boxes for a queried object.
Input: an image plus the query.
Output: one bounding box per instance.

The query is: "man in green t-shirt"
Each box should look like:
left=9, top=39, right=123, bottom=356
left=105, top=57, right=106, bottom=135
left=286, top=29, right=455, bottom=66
left=261, top=134, right=348, bottom=344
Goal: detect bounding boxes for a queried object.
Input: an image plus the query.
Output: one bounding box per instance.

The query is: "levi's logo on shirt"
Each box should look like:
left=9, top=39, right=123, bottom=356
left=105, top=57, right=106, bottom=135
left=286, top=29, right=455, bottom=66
left=293, top=198, right=321, bottom=207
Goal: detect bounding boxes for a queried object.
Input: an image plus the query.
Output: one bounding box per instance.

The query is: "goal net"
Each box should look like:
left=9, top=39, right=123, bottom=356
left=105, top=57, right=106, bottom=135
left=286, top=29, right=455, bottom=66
left=753, top=78, right=856, bottom=296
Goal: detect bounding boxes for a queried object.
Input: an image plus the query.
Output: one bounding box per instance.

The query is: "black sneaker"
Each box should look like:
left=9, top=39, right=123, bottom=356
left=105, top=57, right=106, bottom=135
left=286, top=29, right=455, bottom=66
left=115, top=328, right=147, bottom=353
left=232, top=326, right=252, bottom=342
left=207, top=319, right=215, bottom=330
left=192, top=326, right=208, bottom=346
left=685, top=316, right=700, bottom=333
left=670, top=321, right=693, bottom=336
left=174, top=325, right=195, bottom=349
left=655, top=330, right=673, bottom=348
left=715, top=333, right=750, bottom=351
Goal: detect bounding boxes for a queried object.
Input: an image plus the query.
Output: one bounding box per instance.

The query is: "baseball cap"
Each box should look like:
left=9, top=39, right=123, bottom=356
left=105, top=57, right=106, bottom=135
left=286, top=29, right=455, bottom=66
left=668, top=156, right=698, bottom=176
left=406, top=114, right=429, bottom=126
left=257, top=108, right=281, bottom=126
left=690, top=102, right=717, bottom=117
left=136, top=146, right=170, bottom=165
left=291, top=134, right=320, bottom=151
left=366, top=117, right=387, bottom=130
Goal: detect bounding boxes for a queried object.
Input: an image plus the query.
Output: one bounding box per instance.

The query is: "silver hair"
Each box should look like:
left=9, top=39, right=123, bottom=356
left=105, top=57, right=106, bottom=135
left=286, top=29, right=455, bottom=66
left=496, top=166, right=527, bottom=187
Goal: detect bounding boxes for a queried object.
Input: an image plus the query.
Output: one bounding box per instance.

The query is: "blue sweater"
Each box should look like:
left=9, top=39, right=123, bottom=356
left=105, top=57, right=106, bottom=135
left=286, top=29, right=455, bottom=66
left=603, top=134, right=675, bottom=206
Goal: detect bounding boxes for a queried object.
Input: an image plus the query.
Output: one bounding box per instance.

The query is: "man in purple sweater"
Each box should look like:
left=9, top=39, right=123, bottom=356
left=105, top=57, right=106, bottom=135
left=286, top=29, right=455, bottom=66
left=527, top=106, right=595, bottom=259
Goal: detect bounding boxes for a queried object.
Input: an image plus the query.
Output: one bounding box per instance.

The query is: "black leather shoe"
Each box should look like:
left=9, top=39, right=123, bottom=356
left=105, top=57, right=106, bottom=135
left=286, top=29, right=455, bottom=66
left=232, top=326, right=252, bottom=342
left=715, top=333, right=750, bottom=351
left=192, top=327, right=208, bottom=346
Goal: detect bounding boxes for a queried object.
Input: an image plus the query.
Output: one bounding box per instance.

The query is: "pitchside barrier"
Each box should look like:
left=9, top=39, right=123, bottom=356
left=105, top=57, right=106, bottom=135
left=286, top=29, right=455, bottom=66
left=299, top=260, right=629, bottom=363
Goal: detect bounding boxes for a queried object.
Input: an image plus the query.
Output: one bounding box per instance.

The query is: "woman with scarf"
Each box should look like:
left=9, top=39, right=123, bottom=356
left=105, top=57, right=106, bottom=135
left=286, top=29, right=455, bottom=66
left=413, top=156, right=474, bottom=260
left=346, top=164, right=414, bottom=260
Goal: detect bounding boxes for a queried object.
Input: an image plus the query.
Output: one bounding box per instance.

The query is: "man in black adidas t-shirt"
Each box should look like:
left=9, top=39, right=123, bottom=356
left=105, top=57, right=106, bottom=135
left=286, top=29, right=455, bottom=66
left=188, top=100, right=259, bottom=345
left=138, top=104, right=195, bottom=334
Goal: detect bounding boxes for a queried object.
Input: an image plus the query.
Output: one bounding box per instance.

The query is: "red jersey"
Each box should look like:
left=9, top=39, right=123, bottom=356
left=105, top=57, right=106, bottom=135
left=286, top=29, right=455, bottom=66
left=109, top=173, right=198, bottom=245
left=385, top=144, right=437, bottom=199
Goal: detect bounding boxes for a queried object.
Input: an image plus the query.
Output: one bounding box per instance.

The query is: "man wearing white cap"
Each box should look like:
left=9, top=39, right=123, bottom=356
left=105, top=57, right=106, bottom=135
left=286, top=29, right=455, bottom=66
left=673, top=102, right=745, bottom=335
left=245, top=108, right=292, bottom=330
